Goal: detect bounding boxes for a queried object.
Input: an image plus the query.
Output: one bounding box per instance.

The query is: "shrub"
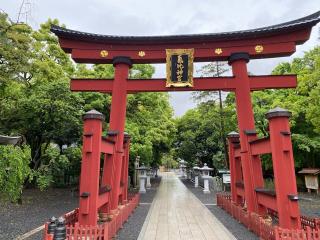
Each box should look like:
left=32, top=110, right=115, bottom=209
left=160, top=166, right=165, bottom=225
left=32, top=145, right=82, bottom=190
left=0, top=145, right=31, bottom=202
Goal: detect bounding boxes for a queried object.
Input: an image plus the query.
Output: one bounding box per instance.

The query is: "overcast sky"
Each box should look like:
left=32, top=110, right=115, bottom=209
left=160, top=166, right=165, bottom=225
left=2, top=0, right=319, bottom=116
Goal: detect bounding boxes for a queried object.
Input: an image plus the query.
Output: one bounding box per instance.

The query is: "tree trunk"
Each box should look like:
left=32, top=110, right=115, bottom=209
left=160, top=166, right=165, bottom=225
left=215, top=63, right=229, bottom=168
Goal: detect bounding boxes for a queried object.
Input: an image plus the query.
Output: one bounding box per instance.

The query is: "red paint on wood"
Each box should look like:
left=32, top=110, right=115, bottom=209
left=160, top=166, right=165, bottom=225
left=97, top=192, right=110, bottom=208
left=268, top=114, right=301, bottom=229
left=256, top=192, right=277, bottom=211
left=101, top=137, right=114, bottom=154
left=70, top=41, right=297, bottom=64
left=79, top=117, right=102, bottom=226
left=109, top=62, right=130, bottom=211
left=121, top=137, right=130, bottom=203
left=70, top=75, right=297, bottom=93
left=100, top=153, right=114, bottom=213
left=228, top=135, right=243, bottom=204
left=249, top=138, right=271, bottom=155
left=231, top=59, right=259, bottom=212
left=58, top=28, right=310, bottom=51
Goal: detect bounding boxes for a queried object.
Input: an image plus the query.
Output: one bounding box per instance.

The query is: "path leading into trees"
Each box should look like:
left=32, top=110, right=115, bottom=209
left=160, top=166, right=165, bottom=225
left=137, top=172, right=236, bottom=240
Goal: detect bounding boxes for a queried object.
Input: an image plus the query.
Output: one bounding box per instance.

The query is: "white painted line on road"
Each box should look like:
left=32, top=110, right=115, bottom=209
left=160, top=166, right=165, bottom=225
left=204, top=203, right=217, bottom=206
left=15, top=224, right=44, bottom=240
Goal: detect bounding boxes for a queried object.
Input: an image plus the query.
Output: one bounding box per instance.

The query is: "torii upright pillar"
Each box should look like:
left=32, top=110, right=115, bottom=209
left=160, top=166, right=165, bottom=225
left=109, top=57, right=132, bottom=215
left=228, top=53, right=264, bottom=213
left=227, top=131, right=243, bottom=204
left=78, top=110, right=104, bottom=226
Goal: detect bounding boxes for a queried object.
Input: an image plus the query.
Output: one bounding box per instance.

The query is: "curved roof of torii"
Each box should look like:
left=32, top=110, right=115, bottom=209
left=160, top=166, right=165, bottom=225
left=51, top=11, right=320, bottom=63
left=51, top=11, right=320, bottom=45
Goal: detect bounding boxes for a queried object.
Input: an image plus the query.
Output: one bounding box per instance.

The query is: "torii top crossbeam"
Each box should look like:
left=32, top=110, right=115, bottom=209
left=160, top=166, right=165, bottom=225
left=51, top=11, right=320, bottom=93
left=51, top=11, right=320, bottom=64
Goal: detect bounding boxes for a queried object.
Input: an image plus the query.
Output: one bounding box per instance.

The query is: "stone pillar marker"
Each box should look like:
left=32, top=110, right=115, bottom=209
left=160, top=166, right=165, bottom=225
left=146, top=167, right=152, bottom=189
left=200, top=163, right=213, bottom=194
left=154, top=167, right=158, bottom=178
left=136, top=165, right=148, bottom=193
left=193, top=165, right=200, bottom=188
left=134, top=156, right=140, bottom=188
left=187, top=168, right=192, bottom=180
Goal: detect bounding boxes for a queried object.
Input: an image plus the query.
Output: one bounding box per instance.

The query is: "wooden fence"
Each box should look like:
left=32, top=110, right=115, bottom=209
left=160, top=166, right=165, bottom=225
left=44, top=193, right=140, bottom=240
left=217, top=193, right=320, bottom=240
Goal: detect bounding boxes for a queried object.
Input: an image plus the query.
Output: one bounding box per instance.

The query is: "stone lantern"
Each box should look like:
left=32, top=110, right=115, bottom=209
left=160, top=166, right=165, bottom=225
left=193, top=165, right=200, bottom=188
left=200, top=163, right=213, bottom=194
left=136, top=165, right=148, bottom=193
left=179, top=159, right=187, bottom=178
left=146, top=167, right=152, bottom=189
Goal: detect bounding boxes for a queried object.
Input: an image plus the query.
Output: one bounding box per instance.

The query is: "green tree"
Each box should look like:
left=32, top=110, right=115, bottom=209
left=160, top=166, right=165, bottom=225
left=174, top=101, right=236, bottom=170
left=193, top=62, right=230, bottom=167
left=0, top=17, right=84, bottom=169
left=0, top=16, right=84, bottom=191
left=126, top=65, right=176, bottom=167
left=0, top=12, right=33, bottom=89
left=248, top=46, right=320, bottom=169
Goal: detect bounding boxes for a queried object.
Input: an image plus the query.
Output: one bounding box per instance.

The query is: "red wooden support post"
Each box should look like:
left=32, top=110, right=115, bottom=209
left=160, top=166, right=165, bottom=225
left=100, top=131, right=119, bottom=214
left=118, top=135, right=127, bottom=205
left=109, top=57, right=132, bottom=214
left=266, top=107, right=301, bottom=229
left=227, top=131, right=242, bottom=204
left=122, top=133, right=131, bottom=203
left=246, top=131, right=266, bottom=215
left=100, top=138, right=116, bottom=214
left=79, top=110, right=104, bottom=226
left=229, top=53, right=262, bottom=213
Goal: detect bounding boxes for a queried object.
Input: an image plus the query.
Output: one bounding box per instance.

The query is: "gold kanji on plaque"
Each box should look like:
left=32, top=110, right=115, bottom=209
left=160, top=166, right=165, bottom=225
left=166, top=49, right=194, bottom=87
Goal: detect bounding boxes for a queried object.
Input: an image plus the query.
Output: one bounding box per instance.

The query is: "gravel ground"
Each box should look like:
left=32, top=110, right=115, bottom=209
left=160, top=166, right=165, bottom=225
left=299, top=192, right=320, bottom=218
left=116, top=176, right=161, bottom=240
left=2, top=175, right=318, bottom=240
left=180, top=178, right=259, bottom=240
left=0, top=188, right=78, bottom=240
left=0, top=176, right=162, bottom=240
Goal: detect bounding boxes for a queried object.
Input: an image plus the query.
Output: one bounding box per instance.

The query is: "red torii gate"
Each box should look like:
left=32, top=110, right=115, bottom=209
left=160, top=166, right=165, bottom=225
left=49, top=11, right=320, bottom=239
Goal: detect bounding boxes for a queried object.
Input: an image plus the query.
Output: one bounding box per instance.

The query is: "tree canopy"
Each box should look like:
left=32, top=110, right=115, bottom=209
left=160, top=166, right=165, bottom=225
left=0, top=13, right=175, bottom=201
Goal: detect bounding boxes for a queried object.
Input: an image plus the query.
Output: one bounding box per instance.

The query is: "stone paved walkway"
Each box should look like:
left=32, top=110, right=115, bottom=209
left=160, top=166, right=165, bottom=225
left=138, top=172, right=236, bottom=240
